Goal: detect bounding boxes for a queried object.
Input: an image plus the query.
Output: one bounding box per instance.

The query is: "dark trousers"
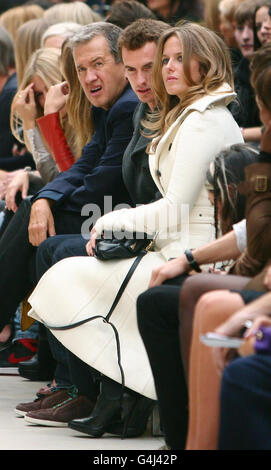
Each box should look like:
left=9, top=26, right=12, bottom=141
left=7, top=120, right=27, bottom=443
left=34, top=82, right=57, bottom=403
left=219, top=354, right=271, bottom=450
left=137, top=274, right=188, bottom=450
left=0, top=198, right=87, bottom=331
left=35, top=234, right=121, bottom=400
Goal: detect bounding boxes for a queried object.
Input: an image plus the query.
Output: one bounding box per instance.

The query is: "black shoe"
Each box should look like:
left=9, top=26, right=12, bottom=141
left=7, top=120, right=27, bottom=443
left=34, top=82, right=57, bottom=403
left=107, top=393, right=155, bottom=438
left=69, top=389, right=155, bottom=439
left=68, top=390, right=122, bottom=437
left=0, top=339, right=38, bottom=372
left=18, top=339, right=56, bottom=381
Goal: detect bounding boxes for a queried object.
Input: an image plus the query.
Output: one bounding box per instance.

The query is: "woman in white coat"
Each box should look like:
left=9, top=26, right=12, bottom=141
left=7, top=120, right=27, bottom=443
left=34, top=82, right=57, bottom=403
left=28, top=22, right=243, bottom=438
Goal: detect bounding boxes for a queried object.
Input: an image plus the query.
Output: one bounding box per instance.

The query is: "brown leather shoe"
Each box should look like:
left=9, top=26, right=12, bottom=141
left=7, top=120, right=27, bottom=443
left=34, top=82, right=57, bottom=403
left=24, top=392, right=95, bottom=427
left=15, top=388, right=71, bottom=417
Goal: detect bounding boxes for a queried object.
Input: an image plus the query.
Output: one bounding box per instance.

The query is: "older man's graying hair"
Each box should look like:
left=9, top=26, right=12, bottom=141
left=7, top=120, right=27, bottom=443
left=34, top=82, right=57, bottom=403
left=68, top=22, right=123, bottom=63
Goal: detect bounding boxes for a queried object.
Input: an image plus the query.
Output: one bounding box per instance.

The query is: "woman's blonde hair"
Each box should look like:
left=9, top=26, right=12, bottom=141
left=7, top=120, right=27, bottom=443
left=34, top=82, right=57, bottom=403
left=0, top=4, right=44, bottom=40
left=146, top=21, right=234, bottom=151
left=44, top=1, right=102, bottom=25
left=11, top=47, right=77, bottom=159
left=60, top=39, right=93, bottom=158
left=14, top=18, right=52, bottom=86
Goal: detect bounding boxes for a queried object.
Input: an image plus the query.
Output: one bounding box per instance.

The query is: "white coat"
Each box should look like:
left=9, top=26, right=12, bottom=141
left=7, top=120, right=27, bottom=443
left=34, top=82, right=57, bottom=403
left=28, top=84, right=243, bottom=400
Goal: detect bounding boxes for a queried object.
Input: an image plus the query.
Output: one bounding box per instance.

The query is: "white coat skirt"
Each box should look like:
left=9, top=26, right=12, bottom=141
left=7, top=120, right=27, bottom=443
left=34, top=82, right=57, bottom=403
left=28, top=216, right=215, bottom=401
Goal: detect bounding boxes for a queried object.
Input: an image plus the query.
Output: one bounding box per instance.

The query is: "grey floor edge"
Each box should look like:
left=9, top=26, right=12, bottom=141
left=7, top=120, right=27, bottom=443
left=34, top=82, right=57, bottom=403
left=0, top=374, right=164, bottom=450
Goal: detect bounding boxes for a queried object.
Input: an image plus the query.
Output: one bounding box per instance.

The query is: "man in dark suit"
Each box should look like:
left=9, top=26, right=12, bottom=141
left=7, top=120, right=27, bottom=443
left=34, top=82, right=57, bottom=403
left=0, top=22, right=138, bottom=334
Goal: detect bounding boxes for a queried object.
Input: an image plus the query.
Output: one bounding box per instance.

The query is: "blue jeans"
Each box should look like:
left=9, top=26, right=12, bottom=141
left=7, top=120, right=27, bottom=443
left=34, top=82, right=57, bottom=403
left=219, top=354, right=271, bottom=450
left=12, top=304, right=39, bottom=342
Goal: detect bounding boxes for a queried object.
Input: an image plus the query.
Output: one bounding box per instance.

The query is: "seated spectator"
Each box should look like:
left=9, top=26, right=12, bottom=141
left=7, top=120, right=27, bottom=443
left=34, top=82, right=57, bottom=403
left=14, top=18, right=53, bottom=85
left=230, top=0, right=262, bottom=144
left=180, top=42, right=271, bottom=450
left=43, top=0, right=102, bottom=24
left=0, top=25, right=35, bottom=178
left=0, top=3, right=44, bottom=41
left=218, top=0, right=244, bottom=50
left=145, top=0, right=203, bottom=24
left=0, top=23, right=138, bottom=426
left=253, top=0, right=271, bottom=49
left=137, top=142, right=257, bottom=449
left=0, top=46, right=79, bottom=372
left=105, top=0, right=156, bottom=29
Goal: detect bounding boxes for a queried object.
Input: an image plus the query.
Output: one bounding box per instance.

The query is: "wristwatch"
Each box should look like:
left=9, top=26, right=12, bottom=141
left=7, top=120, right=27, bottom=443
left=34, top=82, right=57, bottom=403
left=184, top=249, right=202, bottom=273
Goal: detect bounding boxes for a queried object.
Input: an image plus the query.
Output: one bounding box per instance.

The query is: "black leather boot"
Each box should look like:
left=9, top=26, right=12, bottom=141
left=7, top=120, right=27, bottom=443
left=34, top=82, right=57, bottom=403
left=69, top=387, right=155, bottom=438
left=68, top=389, right=122, bottom=437
left=107, top=392, right=155, bottom=438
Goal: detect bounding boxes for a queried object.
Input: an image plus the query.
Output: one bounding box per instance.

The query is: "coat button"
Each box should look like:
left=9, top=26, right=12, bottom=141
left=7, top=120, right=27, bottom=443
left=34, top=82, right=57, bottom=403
left=156, top=169, right=161, bottom=177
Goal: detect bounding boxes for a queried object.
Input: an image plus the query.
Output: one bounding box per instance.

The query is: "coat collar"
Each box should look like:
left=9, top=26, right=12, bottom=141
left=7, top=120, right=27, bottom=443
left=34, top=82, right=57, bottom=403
left=152, top=83, right=236, bottom=154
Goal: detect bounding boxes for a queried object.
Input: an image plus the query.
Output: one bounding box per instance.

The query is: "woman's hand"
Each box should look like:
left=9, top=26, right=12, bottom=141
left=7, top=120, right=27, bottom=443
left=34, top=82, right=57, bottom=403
left=44, top=82, right=69, bottom=116
left=5, top=169, right=29, bottom=212
left=243, top=315, right=271, bottom=339
left=148, top=255, right=190, bottom=288
left=86, top=228, right=98, bottom=257
left=14, top=83, right=37, bottom=129
left=0, top=170, right=20, bottom=201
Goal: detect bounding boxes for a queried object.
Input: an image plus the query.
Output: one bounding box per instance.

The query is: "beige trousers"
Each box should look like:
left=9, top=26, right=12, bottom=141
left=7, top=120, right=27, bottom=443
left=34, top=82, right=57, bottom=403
left=185, top=290, right=244, bottom=450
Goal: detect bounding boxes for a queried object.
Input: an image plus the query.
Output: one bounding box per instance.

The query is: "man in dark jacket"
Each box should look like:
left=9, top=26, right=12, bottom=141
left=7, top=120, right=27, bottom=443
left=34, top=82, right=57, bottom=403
left=0, top=22, right=138, bottom=333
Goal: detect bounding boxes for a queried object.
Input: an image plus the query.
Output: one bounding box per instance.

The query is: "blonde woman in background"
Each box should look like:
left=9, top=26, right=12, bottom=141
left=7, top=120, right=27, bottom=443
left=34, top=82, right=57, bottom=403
left=44, top=1, right=102, bottom=24
left=0, top=4, right=44, bottom=41
left=14, top=18, right=52, bottom=86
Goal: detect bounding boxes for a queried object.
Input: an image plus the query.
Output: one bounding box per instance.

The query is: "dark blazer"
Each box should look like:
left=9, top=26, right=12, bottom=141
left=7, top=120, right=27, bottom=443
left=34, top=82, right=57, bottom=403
left=122, top=102, right=161, bottom=206
left=33, top=84, right=139, bottom=214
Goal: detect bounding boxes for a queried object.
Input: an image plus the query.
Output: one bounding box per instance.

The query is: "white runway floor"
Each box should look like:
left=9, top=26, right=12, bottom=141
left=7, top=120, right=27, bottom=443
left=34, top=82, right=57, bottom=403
left=0, top=373, right=164, bottom=451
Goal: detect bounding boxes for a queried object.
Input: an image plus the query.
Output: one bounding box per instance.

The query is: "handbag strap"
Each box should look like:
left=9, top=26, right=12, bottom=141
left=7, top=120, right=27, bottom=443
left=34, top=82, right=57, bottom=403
left=42, top=251, right=147, bottom=391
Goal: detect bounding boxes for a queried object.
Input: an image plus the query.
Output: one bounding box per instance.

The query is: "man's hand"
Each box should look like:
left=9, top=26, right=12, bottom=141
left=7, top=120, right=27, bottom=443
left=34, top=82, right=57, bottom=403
left=28, top=199, right=56, bottom=246
left=148, top=255, right=189, bottom=288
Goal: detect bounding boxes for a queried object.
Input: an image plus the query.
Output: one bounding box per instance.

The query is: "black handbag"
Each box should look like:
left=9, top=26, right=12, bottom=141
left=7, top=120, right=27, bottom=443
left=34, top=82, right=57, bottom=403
left=94, top=233, right=153, bottom=260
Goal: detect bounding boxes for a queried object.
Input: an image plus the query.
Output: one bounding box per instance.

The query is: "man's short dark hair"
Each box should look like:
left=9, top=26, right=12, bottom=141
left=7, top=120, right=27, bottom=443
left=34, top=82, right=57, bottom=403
left=106, top=0, right=156, bottom=30
left=118, top=18, right=170, bottom=60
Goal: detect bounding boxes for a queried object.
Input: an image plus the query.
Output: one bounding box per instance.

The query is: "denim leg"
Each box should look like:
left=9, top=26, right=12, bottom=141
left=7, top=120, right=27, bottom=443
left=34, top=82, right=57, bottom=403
left=219, top=354, right=271, bottom=450
left=13, top=305, right=39, bottom=341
